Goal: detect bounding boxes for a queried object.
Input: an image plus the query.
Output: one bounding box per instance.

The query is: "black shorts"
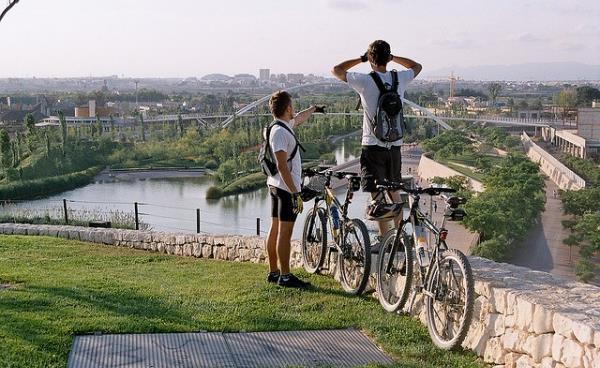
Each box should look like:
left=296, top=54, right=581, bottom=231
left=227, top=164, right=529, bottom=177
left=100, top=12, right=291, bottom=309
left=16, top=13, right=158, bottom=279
left=269, top=186, right=298, bottom=222
left=360, top=145, right=402, bottom=192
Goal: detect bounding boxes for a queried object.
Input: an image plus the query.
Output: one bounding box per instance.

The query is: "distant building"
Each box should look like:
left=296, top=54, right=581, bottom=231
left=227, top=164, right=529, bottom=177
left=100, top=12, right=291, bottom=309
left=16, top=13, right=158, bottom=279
left=259, top=69, right=270, bottom=81
left=286, top=73, right=304, bottom=84
left=74, top=100, right=115, bottom=118
left=546, top=107, right=600, bottom=159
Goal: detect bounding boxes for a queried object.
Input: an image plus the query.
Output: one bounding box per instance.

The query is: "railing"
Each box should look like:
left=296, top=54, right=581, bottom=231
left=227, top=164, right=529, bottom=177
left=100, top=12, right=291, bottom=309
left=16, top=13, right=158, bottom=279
left=0, top=199, right=268, bottom=236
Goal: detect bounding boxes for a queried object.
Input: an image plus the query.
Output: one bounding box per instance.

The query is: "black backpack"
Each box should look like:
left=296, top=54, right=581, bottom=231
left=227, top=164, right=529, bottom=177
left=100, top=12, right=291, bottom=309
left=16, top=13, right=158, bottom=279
left=258, top=120, right=305, bottom=177
left=369, top=70, right=406, bottom=143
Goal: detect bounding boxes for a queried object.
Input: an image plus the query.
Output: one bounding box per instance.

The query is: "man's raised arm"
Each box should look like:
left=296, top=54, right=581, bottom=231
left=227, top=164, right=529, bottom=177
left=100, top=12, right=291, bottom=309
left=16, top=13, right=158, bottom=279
left=331, top=55, right=365, bottom=82
left=390, top=55, right=422, bottom=78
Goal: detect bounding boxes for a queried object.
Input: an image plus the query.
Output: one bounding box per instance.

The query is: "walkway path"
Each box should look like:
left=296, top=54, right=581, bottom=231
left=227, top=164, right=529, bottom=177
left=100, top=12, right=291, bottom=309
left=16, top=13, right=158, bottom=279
left=510, top=179, right=587, bottom=283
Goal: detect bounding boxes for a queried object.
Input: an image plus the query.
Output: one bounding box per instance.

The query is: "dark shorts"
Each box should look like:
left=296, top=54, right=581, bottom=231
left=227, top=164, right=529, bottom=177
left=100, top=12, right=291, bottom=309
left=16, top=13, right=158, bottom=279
left=269, top=186, right=297, bottom=222
left=360, top=145, right=402, bottom=192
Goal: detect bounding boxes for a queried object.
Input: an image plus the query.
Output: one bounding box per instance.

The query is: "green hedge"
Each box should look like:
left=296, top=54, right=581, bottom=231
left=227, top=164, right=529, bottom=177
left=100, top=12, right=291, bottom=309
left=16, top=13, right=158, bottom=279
left=0, top=166, right=102, bottom=200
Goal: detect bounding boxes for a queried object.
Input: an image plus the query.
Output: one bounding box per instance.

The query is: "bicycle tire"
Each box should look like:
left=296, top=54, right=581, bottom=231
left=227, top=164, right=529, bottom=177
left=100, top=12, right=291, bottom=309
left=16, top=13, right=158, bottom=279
left=376, top=229, right=413, bottom=312
left=338, top=218, right=371, bottom=295
left=301, top=207, right=327, bottom=274
left=425, top=248, right=474, bottom=350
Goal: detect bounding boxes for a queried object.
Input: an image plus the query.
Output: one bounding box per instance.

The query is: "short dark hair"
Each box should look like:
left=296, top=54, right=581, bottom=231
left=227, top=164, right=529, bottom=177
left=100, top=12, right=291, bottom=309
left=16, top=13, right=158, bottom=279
left=269, top=90, right=292, bottom=118
left=368, top=40, right=391, bottom=66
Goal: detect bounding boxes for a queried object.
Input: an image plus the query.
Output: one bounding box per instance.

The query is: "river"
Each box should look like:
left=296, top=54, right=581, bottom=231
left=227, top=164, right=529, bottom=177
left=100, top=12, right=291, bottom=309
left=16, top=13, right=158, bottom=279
left=3, top=139, right=375, bottom=239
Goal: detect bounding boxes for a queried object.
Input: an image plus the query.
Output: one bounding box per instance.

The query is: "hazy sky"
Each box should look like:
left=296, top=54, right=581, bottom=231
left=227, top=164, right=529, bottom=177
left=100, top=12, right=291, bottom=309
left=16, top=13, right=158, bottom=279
left=1, top=0, right=599, bottom=77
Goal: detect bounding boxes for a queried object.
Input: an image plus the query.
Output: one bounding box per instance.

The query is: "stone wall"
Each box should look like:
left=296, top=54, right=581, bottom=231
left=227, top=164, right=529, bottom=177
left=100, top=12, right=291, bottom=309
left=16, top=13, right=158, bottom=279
left=522, top=132, right=586, bottom=191
left=1, top=222, right=599, bottom=368
left=417, top=155, right=485, bottom=193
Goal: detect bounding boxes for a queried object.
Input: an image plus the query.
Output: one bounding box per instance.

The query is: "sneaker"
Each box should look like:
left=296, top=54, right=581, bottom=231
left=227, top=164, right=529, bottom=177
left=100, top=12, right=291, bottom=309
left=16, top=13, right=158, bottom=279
left=266, top=271, right=280, bottom=283
left=278, top=273, right=311, bottom=288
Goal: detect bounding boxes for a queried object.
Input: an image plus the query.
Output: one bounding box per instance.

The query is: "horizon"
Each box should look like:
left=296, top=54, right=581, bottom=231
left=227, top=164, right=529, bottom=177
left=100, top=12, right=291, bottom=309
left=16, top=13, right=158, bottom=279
left=1, top=0, right=599, bottom=79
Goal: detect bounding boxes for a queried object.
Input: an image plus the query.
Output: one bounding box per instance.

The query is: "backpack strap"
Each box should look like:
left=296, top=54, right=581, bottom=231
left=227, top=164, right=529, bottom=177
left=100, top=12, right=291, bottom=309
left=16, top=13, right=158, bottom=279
left=369, top=71, right=389, bottom=94
left=272, top=120, right=305, bottom=162
left=390, top=69, right=399, bottom=92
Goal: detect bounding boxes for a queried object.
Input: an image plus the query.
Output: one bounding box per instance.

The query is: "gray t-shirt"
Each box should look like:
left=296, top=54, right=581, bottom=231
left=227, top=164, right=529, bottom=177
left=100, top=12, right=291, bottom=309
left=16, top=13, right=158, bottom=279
left=347, top=69, right=415, bottom=147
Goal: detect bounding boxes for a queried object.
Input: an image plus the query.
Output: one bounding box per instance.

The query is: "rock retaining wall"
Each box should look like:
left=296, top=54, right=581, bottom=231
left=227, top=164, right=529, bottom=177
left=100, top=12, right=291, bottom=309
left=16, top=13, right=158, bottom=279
left=1, top=223, right=599, bottom=368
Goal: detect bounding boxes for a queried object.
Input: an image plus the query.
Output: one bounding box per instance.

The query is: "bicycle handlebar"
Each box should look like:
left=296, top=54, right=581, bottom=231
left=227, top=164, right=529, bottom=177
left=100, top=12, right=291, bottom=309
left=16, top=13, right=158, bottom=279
left=375, top=180, right=457, bottom=196
left=303, top=168, right=359, bottom=180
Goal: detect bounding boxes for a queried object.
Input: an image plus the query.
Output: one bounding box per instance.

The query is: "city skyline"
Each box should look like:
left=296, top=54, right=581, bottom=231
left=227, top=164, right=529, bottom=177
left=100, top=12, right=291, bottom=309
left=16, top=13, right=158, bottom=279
left=1, top=0, right=599, bottom=78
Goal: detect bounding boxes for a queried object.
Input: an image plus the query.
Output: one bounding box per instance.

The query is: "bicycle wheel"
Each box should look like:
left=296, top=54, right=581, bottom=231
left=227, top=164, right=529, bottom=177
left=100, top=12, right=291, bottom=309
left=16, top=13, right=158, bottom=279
left=338, top=218, right=371, bottom=295
left=301, top=207, right=327, bottom=274
left=425, top=249, right=474, bottom=350
left=377, top=229, right=413, bottom=312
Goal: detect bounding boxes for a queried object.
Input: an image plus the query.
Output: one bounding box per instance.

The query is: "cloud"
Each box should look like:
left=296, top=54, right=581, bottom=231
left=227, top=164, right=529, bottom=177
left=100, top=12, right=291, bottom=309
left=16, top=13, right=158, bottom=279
left=556, top=41, right=585, bottom=51
left=328, top=0, right=368, bottom=11
left=430, top=38, right=479, bottom=50
left=510, top=33, right=546, bottom=43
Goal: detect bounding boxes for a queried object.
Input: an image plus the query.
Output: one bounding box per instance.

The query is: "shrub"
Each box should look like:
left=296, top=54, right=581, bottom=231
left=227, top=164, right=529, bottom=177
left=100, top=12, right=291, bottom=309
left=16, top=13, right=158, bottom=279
left=205, top=185, right=223, bottom=199
left=205, top=159, right=218, bottom=170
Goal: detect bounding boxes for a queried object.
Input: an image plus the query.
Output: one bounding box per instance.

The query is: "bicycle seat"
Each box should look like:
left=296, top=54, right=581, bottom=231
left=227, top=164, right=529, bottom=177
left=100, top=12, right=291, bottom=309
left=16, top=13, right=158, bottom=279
left=422, top=187, right=456, bottom=196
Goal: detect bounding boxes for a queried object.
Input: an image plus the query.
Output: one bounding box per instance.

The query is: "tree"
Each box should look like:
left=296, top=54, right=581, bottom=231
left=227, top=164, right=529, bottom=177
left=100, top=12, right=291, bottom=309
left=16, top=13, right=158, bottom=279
left=177, top=113, right=184, bottom=138
left=575, top=86, right=600, bottom=107
left=507, top=98, right=515, bottom=115
left=0, top=129, right=11, bottom=168
left=139, top=115, right=146, bottom=142
left=487, top=83, right=502, bottom=108
left=109, top=115, right=116, bottom=140
left=95, top=117, right=103, bottom=138
left=58, top=110, right=67, bottom=155
left=553, top=89, right=577, bottom=123
left=518, top=100, right=529, bottom=110
left=24, top=113, right=37, bottom=154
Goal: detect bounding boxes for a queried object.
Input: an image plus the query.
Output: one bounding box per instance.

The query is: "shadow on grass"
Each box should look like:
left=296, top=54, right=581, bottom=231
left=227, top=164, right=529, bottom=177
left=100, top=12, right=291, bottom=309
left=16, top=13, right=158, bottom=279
left=0, top=284, right=189, bottom=361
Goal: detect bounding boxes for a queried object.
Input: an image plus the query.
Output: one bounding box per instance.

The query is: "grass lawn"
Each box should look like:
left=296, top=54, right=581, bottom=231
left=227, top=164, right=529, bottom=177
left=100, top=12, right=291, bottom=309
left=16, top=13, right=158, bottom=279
left=0, top=235, right=484, bottom=368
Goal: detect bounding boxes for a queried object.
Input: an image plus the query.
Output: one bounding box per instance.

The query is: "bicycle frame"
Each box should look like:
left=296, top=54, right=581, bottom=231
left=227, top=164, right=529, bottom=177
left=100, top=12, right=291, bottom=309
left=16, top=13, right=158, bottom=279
left=384, top=191, right=449, bottom=293
left=309, top=173, right=355, bottom=248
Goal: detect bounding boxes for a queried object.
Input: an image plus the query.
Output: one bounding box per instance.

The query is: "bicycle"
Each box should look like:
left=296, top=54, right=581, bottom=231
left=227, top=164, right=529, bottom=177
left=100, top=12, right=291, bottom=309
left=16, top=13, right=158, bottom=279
left=374, top=180, right=474, bottom=350
left=301, top=169, right=371, bottom=295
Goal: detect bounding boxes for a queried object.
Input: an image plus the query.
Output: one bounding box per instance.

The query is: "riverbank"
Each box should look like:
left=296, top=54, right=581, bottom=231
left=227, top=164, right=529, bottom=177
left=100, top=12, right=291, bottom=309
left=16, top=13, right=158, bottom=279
left=94, top=167, right=205, bottom=182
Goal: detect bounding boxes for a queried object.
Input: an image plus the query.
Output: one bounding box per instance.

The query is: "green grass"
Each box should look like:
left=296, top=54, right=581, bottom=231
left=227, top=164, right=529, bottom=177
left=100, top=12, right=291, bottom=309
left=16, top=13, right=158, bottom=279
left=0, top=236, right=483, bottom=368
left=444, top=162, right=486, bottom=182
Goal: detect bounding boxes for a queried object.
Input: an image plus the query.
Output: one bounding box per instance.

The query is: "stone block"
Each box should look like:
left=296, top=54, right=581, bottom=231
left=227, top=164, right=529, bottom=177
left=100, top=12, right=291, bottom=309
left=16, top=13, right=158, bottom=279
left=58, top=229, right=70, bottom=239
left=202, top=244, right=213, bottom=258
left=505, top=352, right=525, bottom=368
left=552, top=331, right=565, bottom=362
left=516, top=297, right=535, bottom=332
left=167, top=244, right=176, bottom=255
left=486, top=313, right=506, bottom=337
left=484, top=337, right=505, bottom=364
left=175, top=245, right=183, bottom=256
left=594, top=331, right=600, bottom=348
left=582, top=346, right=598, bottom=368
left=503, top=329, right=528, bottom=353
left=561, top=339, right=583, bottom=368
left=524, top=333, right=553, bottom=363
left=183, top=244, right=193, bottom=257
left=67, top=230, right=80, bottom=240
left=553, top=313, right=574, bottom=339
left=238, top=249, right=252, bottom=262
left=533, top=305, right=554, bottom=335
left=26, top=227, right=40, bottom=236
left=192, top=243, right=202, bottom=257
left=516, top=355, right=534, bottom=368
left=157, top=243, right=165, bottom=253
left=572, top=320, right=594, bottom=345
left=540, top=357, right=557, bottom=368
left=175, top=235, right=186, bottom=245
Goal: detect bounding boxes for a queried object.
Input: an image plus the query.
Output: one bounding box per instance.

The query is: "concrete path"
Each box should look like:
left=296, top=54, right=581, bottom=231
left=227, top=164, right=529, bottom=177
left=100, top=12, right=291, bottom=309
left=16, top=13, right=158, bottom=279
left=510, top=179, right=585, bottom=282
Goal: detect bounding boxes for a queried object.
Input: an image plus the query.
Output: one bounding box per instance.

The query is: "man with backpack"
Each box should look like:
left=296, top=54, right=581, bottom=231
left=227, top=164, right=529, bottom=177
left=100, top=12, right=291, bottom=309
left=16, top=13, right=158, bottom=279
left=331, top=40, right=422, bottom=239
left=260, top=90, right=323, bottom=288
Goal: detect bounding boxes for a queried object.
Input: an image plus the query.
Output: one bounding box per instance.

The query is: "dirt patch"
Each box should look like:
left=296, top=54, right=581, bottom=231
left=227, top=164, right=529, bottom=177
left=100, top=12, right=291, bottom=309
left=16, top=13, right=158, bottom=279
left=0, top=283, right=13, bottom=290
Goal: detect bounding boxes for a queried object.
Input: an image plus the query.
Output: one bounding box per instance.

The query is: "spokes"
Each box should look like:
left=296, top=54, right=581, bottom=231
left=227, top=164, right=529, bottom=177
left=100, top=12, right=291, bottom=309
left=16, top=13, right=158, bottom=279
left=430, top=258, right=466, bottom=341
left=341, top=226, right=366, bottom=288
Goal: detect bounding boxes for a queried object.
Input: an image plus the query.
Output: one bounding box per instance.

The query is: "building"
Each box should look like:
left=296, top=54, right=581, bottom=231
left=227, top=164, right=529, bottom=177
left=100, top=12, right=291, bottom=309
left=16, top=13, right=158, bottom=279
left=74, top=100, right=115, bottom=118
left=259, top=69, right=270, bottom=81
left=545, top=107, right=600, bottom=159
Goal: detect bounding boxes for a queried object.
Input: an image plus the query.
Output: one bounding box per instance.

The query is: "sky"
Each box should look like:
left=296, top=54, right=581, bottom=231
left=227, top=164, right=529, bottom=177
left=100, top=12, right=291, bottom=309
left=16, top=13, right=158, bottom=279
left=1, top=0, right=599, bottom=78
